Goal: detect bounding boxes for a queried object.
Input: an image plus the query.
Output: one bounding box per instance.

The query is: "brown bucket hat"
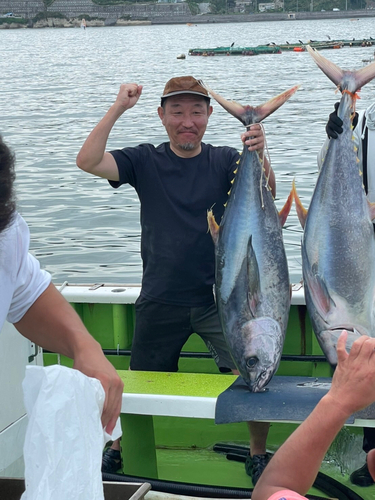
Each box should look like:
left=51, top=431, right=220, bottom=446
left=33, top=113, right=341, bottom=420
left=161, top=76, right=210, bottom=101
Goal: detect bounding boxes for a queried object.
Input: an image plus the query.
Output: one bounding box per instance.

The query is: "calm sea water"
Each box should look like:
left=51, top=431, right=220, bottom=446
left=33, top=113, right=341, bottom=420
left=1, top=18, right=375, bottom=285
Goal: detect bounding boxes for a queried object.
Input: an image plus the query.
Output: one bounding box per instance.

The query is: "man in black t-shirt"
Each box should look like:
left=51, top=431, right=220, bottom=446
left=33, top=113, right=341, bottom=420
left=77, top=76, right=275, bottom=485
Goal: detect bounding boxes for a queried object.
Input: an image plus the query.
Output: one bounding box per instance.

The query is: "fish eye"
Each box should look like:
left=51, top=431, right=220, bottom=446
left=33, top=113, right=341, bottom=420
left=246, top=356, right=258, bottom=369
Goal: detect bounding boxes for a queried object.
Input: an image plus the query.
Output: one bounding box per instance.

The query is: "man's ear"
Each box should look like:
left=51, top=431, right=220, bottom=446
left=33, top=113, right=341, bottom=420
left=208, top=105, right=213, bottom=118
left=157, top=106, right=165, bottom=123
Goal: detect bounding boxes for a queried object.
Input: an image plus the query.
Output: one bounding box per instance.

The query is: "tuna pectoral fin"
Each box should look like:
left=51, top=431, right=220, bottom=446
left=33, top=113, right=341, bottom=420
left=307, top=45, right=375, bottom=92
left=201, top=82, right=299, bottom=126
left=302, top=242, right=335, bottom=320
left=292, top=180, right=308, bottom=229
left=247, top=236, right=261, bottom=318
left=278, top=184, right=294, bottom=227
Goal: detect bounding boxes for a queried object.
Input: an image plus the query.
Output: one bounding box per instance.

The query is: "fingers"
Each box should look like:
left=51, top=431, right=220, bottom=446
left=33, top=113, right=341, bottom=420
left=116, top=83, right=142, bottom=110
left=330, top=333, right=375, bottom=416
left=367, top=449, right=375, bottom=481
left=326, top=114, right=343, bottom=139
left=326, top=102, right=343, bottom=139
left=126, top=84, right=142, bottom=99
left=100, top=373, right=124, bottom=435
left=241, top=125, right=265, bottom=152
left=336, top=329, right=349, bottom=364
left=349, top=335, right=375, bottom=362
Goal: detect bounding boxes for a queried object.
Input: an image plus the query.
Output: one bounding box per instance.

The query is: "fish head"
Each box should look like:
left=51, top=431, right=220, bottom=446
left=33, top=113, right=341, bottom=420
left=319, top=326, right=368, bottom=366
left=238, top=317, right=284, bottom=392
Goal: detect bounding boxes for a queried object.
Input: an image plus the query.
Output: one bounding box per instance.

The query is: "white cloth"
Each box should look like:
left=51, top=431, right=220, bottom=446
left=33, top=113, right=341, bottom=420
left=21, top=365, right=122, bottom=500
left=0, top=213, right=51, bottom=328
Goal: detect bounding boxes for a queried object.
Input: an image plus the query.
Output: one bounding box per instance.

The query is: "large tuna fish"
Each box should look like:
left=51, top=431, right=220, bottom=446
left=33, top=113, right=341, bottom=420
left=206, top=85, right=298, bottom=392
left=294, top=46, right=375, bottom=365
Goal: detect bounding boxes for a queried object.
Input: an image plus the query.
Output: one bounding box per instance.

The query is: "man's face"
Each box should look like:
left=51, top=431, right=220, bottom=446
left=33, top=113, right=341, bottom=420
left=158, top=95, right=213, bottom=156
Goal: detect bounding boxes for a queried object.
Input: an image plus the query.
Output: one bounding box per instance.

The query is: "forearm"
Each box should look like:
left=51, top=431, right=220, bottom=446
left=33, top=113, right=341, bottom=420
left=15, top=283, right=124, bottom=434
left=252, top=395, right=348, bottom=500
left=14, top=283, right=102, bottom=359
left=76, top=103, right=124, bottom=173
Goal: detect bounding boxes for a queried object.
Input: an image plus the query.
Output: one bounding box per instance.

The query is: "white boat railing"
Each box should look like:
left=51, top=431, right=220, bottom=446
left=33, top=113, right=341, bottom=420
left=57, top=283, right=306, bottom=306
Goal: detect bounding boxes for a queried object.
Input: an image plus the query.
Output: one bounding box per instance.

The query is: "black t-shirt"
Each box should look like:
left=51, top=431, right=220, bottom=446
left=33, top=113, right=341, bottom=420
left=109, top=142, right=239, bottom=306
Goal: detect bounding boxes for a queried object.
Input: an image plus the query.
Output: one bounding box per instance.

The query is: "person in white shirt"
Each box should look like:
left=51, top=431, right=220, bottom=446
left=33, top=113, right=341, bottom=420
left=0, top=136, right=123, bottom=435
left=317, top=102, right=375, bottom=486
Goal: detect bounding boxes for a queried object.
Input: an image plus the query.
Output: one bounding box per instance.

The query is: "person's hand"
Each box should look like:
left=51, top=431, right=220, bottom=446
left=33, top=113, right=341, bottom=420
left=241, top=124, right=265, bottom=155
left=326, top=102, right=359, bottom=139
left=115, top=83, right=143, bottom=112
left=325, top=331, right=375, bottom=417
left=368, top=449, right=375, bottom=481
left=73, top=345, right=124, bottom=435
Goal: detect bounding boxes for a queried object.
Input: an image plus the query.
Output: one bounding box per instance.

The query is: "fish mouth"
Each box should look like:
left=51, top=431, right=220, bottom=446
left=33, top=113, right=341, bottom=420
left=327, top=325, right=369, bottom=336
left=245, top=368, right=274, bottom=393
left=319, top=325, right=367, bottom=366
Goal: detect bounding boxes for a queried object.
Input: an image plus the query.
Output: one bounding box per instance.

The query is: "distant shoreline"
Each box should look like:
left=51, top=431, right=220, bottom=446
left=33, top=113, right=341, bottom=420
left=0, top=9, right=374, bottom=29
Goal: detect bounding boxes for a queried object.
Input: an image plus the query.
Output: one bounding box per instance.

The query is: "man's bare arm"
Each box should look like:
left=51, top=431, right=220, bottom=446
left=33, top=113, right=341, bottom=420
left=76, top=83, right=143, bottom=180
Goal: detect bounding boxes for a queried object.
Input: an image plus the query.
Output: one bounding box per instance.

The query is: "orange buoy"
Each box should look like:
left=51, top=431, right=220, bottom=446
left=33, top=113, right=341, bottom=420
left=293, top=47, right=305, bottom=52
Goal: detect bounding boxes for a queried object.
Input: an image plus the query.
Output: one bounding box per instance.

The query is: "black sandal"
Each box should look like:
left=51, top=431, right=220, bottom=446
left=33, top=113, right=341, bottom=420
left=102, top=448, right=122, bottom=473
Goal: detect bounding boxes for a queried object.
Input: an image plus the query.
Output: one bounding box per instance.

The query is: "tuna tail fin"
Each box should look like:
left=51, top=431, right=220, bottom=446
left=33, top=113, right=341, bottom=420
left=306, top=45, right=375, bottom=93
left=278, top=184, right=294, bottom=227
left=292, top=179, right=308, bottom=229
left=200, top=81, right=299, bottom=126
left=207, top=209, right=220, bottom=245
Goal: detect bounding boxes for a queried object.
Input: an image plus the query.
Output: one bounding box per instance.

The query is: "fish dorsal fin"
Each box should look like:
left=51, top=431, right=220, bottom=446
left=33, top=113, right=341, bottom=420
left=292, top=180, right=308, bottom=229
left=278, top=184, right=294, bottom=227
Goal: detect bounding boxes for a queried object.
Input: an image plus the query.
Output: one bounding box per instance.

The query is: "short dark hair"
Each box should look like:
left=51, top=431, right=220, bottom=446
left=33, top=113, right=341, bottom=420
left=0, top=136, right=16, bottom=233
